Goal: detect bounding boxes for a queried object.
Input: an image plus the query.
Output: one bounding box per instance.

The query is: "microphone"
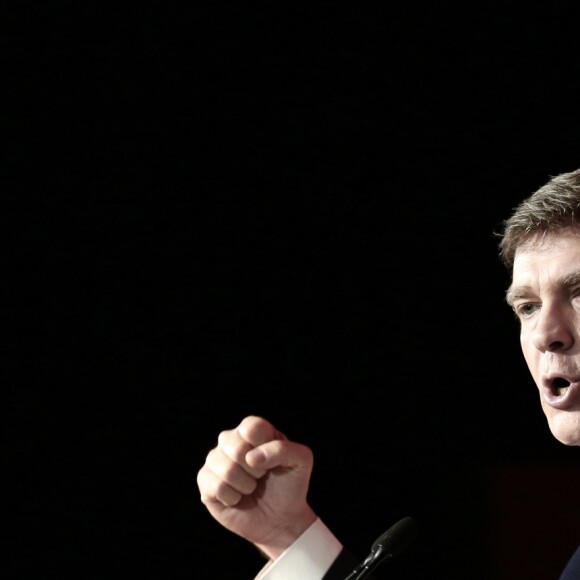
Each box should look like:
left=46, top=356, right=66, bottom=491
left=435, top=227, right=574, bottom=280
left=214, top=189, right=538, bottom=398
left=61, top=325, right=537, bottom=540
left=344, top=516, right=419, bottom=580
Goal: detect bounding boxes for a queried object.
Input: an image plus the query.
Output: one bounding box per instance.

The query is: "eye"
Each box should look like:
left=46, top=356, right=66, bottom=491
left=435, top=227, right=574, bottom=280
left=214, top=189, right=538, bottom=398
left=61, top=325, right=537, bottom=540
left=572, top=290, right=580, bottom=306
left=513, top=302, right=540, bottom=319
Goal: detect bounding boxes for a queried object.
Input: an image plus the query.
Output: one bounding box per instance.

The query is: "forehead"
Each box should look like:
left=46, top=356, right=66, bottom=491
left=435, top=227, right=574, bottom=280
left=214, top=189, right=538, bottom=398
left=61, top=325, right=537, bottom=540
left=512, top=230, right=580, bottom=287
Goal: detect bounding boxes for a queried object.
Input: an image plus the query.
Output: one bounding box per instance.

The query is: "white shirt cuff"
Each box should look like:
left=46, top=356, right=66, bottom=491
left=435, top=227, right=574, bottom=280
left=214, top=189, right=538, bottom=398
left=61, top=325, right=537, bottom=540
left=255, top=518, right=342, bottom=580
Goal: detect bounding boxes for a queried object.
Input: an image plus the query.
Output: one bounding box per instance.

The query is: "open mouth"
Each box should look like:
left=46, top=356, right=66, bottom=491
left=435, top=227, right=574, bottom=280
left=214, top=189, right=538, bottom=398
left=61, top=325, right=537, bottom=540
left=552, top=377, right=571, bottom=397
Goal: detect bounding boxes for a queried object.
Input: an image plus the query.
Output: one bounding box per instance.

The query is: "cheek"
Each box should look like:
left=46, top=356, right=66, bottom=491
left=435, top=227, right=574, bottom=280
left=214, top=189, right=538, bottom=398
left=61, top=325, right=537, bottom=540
left=520, top=334, right=540, bottom=381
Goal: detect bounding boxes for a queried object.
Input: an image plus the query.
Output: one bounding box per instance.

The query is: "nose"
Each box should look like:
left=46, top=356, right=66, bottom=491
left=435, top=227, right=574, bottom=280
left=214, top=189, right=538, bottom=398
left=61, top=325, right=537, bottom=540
left=531, top=302, right=575, bottom=352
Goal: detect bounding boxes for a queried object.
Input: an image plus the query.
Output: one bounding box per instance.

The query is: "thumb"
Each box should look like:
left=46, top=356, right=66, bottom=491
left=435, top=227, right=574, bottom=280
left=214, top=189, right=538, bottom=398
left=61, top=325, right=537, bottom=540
left=246, top=438, right=313, bottom=472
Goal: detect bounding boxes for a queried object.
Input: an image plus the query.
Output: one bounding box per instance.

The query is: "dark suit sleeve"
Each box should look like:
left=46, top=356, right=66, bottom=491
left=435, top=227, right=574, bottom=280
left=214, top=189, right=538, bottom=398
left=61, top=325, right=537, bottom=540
left=323, top=548, right=378, bottom=580
left=559, top=545, right=580, bottom=580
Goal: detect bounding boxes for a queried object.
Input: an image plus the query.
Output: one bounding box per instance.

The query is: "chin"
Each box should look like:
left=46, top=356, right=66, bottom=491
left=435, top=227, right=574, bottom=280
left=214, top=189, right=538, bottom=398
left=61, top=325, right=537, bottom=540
left=549, top=415, right=580, bottom=446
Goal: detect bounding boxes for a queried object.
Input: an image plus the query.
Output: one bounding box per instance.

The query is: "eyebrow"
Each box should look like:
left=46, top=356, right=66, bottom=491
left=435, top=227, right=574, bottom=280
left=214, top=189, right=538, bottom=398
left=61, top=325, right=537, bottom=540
left=505, top=285, right=530, bottom=307
left=506, top=270, right=580, bottom=307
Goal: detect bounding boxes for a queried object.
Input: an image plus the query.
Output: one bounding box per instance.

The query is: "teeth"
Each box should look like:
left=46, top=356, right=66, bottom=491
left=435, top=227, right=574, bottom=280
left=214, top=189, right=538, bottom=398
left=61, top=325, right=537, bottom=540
left=557, top=386, right=570, bottom=396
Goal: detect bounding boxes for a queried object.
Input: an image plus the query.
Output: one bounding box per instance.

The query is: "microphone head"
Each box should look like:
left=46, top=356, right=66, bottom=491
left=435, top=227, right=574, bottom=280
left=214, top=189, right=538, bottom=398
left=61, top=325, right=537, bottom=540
left=371, top=516, right=419, bottom=559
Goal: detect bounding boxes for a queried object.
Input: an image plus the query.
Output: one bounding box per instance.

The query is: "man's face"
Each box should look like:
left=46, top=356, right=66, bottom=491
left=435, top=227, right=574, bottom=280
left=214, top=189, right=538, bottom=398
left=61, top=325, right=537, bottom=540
left=508, top=228, right=580, bottom=446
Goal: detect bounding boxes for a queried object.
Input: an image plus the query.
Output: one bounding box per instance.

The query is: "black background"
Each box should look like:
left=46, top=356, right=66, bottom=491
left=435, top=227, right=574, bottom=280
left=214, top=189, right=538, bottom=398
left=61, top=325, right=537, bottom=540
left=6, top=2, right=580, bottom=579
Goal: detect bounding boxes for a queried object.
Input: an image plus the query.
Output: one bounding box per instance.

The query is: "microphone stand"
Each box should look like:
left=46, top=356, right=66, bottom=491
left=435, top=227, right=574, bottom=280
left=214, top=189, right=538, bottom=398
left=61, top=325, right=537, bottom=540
left=344, top=547, right=392, bottom=579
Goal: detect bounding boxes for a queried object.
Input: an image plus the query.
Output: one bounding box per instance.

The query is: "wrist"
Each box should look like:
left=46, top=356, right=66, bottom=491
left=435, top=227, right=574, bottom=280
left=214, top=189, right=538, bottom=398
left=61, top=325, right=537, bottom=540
left=255, top=508, right=318, bottom=560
